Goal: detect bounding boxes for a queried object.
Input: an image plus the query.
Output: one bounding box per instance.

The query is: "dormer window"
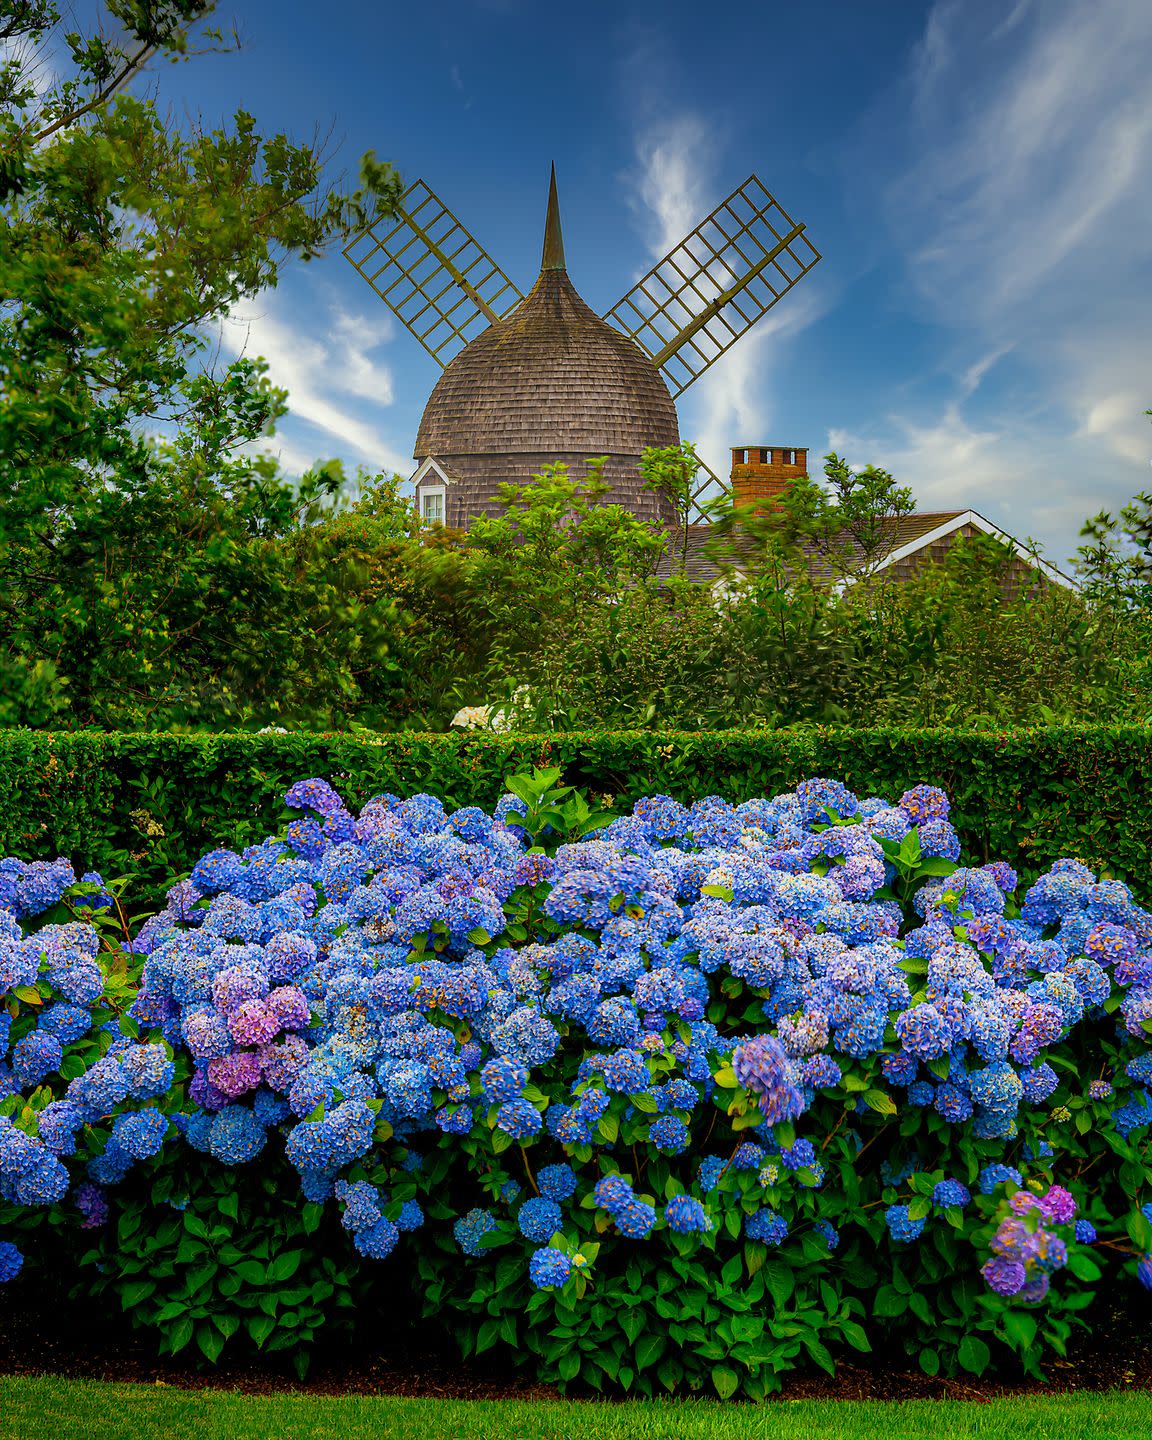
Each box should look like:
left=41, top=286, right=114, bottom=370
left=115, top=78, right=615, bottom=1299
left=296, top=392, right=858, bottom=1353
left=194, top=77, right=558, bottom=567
left=421, top=487, right=445, bottom=525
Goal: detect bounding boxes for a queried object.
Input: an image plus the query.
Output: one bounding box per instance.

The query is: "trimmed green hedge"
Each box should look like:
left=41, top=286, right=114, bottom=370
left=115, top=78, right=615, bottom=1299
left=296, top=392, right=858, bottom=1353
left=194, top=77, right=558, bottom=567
left=1, top=726, right=1149, bottom=902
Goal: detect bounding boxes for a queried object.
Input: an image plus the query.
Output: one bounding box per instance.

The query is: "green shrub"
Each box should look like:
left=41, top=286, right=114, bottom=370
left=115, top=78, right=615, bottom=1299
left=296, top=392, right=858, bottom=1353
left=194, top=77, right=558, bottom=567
left=79, top=1153, right=364, bottom=1376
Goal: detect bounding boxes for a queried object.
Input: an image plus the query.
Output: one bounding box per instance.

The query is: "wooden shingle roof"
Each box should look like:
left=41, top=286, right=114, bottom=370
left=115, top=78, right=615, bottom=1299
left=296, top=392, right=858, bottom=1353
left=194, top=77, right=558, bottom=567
left=414, top=266, right=680, bottom=459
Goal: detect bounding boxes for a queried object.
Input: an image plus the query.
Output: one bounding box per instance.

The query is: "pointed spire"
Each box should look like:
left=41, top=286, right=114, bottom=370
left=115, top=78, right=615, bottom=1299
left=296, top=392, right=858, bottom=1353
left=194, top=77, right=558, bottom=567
left=540, top=162, right=566, bottom=272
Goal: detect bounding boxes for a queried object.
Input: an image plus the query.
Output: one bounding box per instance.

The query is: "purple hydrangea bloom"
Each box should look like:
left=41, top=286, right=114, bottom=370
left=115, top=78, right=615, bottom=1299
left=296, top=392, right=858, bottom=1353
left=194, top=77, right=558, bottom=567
left=731, top=1035, right=805, bottom=1124
left=982, top=1255, right=1026, bottom=1296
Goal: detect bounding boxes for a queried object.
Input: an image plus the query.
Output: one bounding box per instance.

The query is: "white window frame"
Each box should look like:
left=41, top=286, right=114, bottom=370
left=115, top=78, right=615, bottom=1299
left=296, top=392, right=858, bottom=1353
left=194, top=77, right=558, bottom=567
left=420, top=486, right=446, bottom=525
left=408, top=457, right=453, bottom=524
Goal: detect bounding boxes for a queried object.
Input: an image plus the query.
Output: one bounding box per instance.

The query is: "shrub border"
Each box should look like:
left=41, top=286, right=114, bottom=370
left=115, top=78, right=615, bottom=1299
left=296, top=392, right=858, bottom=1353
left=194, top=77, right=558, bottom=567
left=0, top=726, right=1148, bottom=898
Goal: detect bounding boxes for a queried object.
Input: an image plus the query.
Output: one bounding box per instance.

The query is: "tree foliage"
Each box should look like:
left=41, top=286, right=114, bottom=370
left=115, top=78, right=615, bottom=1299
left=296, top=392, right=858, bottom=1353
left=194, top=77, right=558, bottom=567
left=1075, top=408, right=1152, bottom=604
left=639, top=441, right=707, bottom=575
left=0, top=0, right=402, bottom=726
left=703, top=451, right=918, bottom=590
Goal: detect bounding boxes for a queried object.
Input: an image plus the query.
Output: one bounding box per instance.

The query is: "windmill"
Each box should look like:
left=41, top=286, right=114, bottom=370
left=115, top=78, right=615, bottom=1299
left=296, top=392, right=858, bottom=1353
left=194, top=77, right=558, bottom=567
left=342, top=166, right=820, bottom=528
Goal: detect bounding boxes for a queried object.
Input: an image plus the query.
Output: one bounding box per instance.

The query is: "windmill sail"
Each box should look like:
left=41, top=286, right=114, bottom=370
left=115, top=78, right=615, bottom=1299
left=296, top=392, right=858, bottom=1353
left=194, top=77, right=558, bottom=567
left=342, top=179, right=524, bottom=366
left=687, top=451, right=726, bottom=522
left=603, top=176, right=821, bottom=399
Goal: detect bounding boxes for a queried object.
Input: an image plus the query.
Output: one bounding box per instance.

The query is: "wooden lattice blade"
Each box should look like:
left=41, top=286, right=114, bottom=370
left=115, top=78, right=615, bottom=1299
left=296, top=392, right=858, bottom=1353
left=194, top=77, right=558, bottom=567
left=342, top=179, right=524, bottom=367
left=603, top=176, right=821, bottom=399
left=687, top=452, right=726, bottom=522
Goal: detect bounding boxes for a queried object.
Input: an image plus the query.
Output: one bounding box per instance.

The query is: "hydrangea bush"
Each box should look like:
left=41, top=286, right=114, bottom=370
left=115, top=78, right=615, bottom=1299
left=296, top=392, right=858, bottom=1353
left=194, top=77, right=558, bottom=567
left=2, top=768, right=1152, bottom=1396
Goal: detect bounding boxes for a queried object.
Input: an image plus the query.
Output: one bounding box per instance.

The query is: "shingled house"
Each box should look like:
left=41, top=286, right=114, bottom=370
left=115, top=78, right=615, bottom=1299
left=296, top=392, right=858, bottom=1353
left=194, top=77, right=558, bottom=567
left=654, top=446, right=1076, bottom=591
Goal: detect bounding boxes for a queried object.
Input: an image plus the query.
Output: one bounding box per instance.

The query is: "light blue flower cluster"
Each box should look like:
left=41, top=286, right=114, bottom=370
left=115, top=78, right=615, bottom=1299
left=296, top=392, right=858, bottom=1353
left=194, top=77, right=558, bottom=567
left=334, top=1177, right=405, bottom=1258
left=592, top=1174, right=656, bottom=1239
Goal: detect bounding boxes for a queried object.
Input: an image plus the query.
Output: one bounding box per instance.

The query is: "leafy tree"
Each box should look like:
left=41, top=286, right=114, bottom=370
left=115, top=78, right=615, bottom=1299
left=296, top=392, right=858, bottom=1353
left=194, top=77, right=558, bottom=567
left=0, top=0, right=403, bottom=725
left=2, top=0, right=398, bottom=528
left=835, top=531, right=1103, bottom=726
left=1069, top=405, right=1152, bottom=712
left=1077, top=499, right=1152, bottom=605
left=1075, top=407, right=1152, bottom=603
left=462, top=460, right=669, bottom=724
left=337, top=471, right=422, bottom=542
left=1, top=371, right=405, bottom=727
left=703, top=451, right=916, bottom=591
left=639, top=441, right=707, bottom=574
left=771, top=451, right=917, bottom=587
left=278, top=476, right=488, bottom=731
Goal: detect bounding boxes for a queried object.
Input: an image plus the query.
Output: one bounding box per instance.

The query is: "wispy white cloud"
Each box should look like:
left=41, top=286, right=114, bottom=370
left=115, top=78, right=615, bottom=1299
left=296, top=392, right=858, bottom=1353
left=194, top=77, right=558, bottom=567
left=627, top=113, right=714, bottom=258
left=624, top=108, right=827, bottom=486
left=843, top=0, right=1152, bottom=556
left=988, top=0, right=1034, bottom=42
left=447, top=62, right=473, bottom=109
left=830, top=407, right=1019, bottom=506
left=959, top=345, right=1014, bottom=401
left=216, top=287, right=409, bottom=477
left=691, top=288, right=826, bottom=482
left=826, top=407, right=1091, bottom=560
left=909, top=0, right=960, bottom=117
left=325, top=303, right=395, bottom=404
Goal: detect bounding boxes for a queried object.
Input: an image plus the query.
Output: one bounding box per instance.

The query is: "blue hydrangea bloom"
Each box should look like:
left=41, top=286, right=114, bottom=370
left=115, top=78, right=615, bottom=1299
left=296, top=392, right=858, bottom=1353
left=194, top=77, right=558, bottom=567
left=528, top=1247, right=571, bottom=1288
left=978, top=1164, right=1023, bottom=1195
left=453, top=1208, right=497, bottom=1256
left=664, top=1195, right=711, bottom=1233
left=932, top=1179, right=971, bottom=1209
left=648, top=1114, right=690, bottom=1155
left=746, top=1209, right=788, bottom=1245
left=518, top=1196, right=563, bottom=1243
left=886, top=1204, right=926, bottom=1243
left=495, top=1098, right=542, bottom=1139
left=0, top=1241, right=23, bottom=1283
left=537, top=1163, right=578, bottom=1201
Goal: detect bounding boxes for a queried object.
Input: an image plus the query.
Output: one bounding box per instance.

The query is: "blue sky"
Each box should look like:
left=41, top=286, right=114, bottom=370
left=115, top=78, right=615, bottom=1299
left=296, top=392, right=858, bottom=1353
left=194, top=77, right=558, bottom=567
left=36, top=0, right=1152, bottom=563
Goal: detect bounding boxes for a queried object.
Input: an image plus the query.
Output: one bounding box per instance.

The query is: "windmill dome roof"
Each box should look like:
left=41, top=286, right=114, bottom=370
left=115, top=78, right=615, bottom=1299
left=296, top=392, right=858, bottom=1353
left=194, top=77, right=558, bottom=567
left=414, top=267, right=680, bottom=459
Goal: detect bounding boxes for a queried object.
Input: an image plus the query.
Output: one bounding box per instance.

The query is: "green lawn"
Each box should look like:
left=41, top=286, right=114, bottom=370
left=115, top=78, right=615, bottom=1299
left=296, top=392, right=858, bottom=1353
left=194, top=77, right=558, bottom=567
left=2, top=1378, right=1151, bottom=1440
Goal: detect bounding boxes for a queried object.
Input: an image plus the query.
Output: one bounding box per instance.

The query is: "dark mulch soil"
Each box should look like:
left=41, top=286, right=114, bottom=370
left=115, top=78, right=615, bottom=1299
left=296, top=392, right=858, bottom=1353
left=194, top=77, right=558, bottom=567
left=2, top=1275, right=1150, bottom=1403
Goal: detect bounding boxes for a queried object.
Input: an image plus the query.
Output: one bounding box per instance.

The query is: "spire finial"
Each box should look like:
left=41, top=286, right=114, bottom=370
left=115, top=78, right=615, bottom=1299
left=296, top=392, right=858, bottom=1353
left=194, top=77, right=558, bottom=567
left=541, top=162, right=566, bottom=272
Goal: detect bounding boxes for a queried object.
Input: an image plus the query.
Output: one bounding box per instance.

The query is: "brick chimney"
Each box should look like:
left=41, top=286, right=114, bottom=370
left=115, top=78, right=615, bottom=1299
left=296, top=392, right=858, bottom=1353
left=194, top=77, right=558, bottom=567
left=730, top=446, right=807, bottom=510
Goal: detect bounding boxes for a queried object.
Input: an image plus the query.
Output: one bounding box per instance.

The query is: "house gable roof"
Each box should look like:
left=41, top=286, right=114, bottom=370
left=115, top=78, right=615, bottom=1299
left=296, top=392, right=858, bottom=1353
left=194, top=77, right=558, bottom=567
left=652, top=509, right=1077, bottom=589
left=409, top=456, right=457, bottom=488
left=860, top=509, right=1076, bottom=590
